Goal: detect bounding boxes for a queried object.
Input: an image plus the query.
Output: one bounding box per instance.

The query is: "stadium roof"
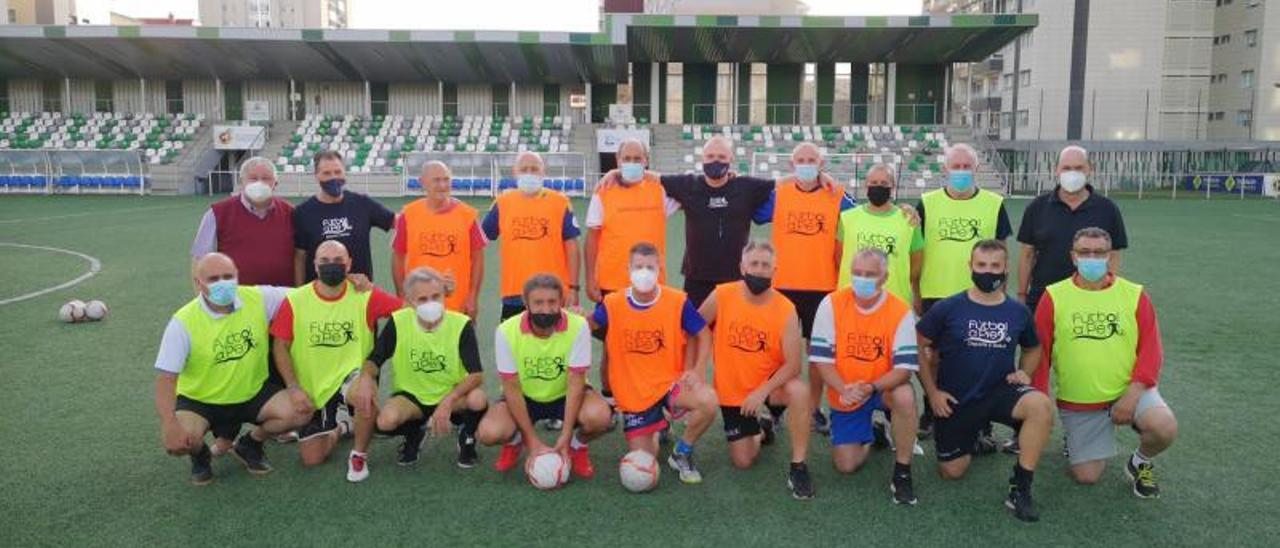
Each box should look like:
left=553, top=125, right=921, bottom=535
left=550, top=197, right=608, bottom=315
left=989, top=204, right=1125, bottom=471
left=0, top=14, right=1035, bottom=84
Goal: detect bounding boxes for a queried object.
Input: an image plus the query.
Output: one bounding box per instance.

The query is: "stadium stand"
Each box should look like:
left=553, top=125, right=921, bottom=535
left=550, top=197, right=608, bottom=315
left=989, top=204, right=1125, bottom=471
left=0, top=112, right=203, bottom=165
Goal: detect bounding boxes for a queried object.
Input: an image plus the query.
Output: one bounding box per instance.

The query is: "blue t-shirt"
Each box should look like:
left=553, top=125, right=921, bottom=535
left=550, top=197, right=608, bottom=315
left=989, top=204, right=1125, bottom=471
left=916, top=292, right=1038, bottom=406
left=591, top=290, right=706, bottom=336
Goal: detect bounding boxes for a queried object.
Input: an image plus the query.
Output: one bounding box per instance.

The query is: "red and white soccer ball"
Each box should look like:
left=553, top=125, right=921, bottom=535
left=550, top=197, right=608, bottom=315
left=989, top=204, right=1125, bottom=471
left=58, top=299, right=87, bottom=323
left=619, top=450, right=659, bottom=493
left=525, top=450, right=570, bottom=490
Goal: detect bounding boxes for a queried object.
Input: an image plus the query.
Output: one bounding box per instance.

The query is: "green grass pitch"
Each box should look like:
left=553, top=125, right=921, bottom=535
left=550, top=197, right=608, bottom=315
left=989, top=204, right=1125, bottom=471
left=0, top=194, right=1276, bottom=546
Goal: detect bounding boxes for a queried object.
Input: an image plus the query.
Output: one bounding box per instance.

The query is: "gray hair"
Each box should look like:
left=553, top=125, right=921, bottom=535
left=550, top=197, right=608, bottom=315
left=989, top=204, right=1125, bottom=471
left=521, top=273, right=564, bottom=301
left=791, top=141, right=821, bottom=160
left=1072, top=227, right=1112, bottom=249
left=853, top=248, right=889, bottom=273
left=239, top=156, right=277, bottom=182
left=1059, top=145, right=1089, bottom=165
left=944, top=143, right=979, bottom=167
left=865, top=163, right=897, bottom=184
left=420, top=160, right=452, bottom=177
left=742, top=239, right=776, bottom=258
left=616, top=138, right=650, bottom=159
left=704, top=135, right=735, bottom=156
left=403, top=267, right=454, bottom=297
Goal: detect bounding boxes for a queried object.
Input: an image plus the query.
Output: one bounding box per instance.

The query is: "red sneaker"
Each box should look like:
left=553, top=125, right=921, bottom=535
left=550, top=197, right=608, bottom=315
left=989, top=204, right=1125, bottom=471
left=570, top=446, right=595, bottom=479
left=495, top=442, right=523, bottom=472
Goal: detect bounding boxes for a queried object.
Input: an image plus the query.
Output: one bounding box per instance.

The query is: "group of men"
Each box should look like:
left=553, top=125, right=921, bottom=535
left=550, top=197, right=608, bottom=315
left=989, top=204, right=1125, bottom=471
left=159, top=135, right=1178, bottom=522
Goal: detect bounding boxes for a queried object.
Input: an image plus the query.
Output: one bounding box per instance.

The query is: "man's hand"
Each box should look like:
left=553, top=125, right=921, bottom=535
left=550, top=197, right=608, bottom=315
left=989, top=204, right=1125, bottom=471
left=586, top=279, right=603, bottom=303
left=1006, top=370, right=1032, bottom=386
left=347, top=273, right=374, bottom=292
left=288, top=387, right=314, bottom=416
left=463, top=297, right=478, bottom=319
left=912, top=295, right=924, bottom=317
left=679, top=369, right=704, bottom=392
left=1111, top=389, right=1142, bottom=425
left=351, top=374, right=378, bottom=417
left=739, top=387, right=769, bottom=418
left=552, top=431, right=572, bottom=455
left=899, top=203, right=921, bottom=227
left=565, top=290, right=579, bottom=308
left=428, top=400, right=455, bottom=436
left=839, top=382, right=873, bottom=407
left=162, top=420, right=199, bottom=455
left=442, top=270, right=458, bottom=294
left=929, top=389, right=958, bottom=419
left=526, top=435, right=551, bottom=456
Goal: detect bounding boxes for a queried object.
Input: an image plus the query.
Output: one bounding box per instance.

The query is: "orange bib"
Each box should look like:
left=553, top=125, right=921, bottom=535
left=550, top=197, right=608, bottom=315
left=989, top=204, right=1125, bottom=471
left=828, top=289, right=911, bottom=412
left=603, top=287, right=688, bottom=412
left=711, top=282, right=794, bottom=406
left=595, top=176, right=668, bottom=292
left=494, top=190, right=571, bottom=297
left=401, top=199, right=477, bottom=312
left=772, top=182, right=843, bottom=292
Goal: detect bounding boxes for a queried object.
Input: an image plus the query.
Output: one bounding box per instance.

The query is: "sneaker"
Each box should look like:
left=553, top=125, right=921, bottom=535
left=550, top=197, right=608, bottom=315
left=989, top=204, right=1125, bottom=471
left=398, top=426, right=426, bottom=467
left=1005, top=484, right=1040, bottom=522
left=891, top=472, right=917, bottom=505
left=872, top=420, right=891, bottom=449
left=544, top=419, right=564, bottom=431
left=494, top=442, right=523, bottom=472
left=569, top=446, right=595, bottom=479
left=335, top=405, right=354, bottom=438
left=812, top=410, right=831, bottom=436
left=658, top=426, right=672, bottom=446
left=274, top=431, right=299, bottom=444
left=209, top=438, right=233, bottom=457
left=667, top=451, right=703, bottom=484
left=189, top=444, right=214, bottom=486
left=231, top=434, right=272, bottom=475
left=759, top=414, right=776, bottom=447
left=974, top=431, right=999, bottom=455
left=1125, top=458, right=1161, bottom=499
left=456, top=436, right=479, bottom=469
left=917, top=412, right=934, bottom=440
left=1001, top=438, right=1022, bottom=455
left=347, top=452, right=369, bottom=483
left=787, top=463, right=815, bottom=500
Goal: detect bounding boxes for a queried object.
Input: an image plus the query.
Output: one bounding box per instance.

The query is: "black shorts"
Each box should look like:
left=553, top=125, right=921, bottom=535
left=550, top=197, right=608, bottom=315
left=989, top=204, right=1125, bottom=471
left=1025, top=288, right=1045, bottom=314
left=682, top=278, right=723, bottom=309
left=500, top=301, right=525, bottom=322
left=721, top=406, right=763, bottom=442
left=393, top=391, right=469, bottom=427
left=590, top=289, right=615, bottom=341
left=176, top=382, right=279, bottom=440
left=778, top=289, right=826, bottom=339
left=934, top=383, right=1036, bottom=462
left=298, top=372, right=359, bottom=441
left=500, top=394, right=567, bottom=423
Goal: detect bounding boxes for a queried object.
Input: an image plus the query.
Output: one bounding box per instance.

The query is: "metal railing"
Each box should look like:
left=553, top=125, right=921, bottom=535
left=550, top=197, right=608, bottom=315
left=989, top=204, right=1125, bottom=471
left=1001, top=171, right=1279, bottom=200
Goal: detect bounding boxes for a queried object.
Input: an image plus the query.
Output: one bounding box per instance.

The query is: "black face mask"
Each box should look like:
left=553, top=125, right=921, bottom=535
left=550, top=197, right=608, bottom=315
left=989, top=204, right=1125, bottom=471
left=529, top=312, right=560, bottom=329
left=866, top=186, right=892, bottom=206
left=743, top=274, right=772, bottom=295
left=317, top=263, right=347, bottom=287
left=972, top=271, right=1007, bottom=293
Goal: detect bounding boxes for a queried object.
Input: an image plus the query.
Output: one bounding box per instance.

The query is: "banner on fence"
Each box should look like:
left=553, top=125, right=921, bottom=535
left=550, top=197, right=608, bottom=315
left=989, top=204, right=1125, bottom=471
left=213, top=125, right=267, bottom=150
left=1181, top=174, right=1265, bottom=195
left=596, top=128, right=651, bottom=153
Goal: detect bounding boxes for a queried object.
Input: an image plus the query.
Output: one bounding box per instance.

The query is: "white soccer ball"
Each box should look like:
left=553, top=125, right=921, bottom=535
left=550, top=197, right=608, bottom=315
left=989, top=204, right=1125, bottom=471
left=525, top=450, right=569, bottom=490
left=59, top=300, right=87, bottom=323
left=85, top=300, right=109, bottom=321
left=619, top=450, right=660, bottom=493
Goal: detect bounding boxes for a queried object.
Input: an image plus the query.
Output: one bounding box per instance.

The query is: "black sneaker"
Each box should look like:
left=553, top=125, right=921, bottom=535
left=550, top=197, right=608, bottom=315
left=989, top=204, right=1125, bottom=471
left=232, top=434, right=272, bottom=475
left=973, top=429, right=999, bottom=455
left=543, top=419, right=564, bottom=431
left=1005, top=484, right=1040, bottom=522
left=658, top=425, right=672, bottom=446
left=872, top=420, right=891, bottom=449
left=891, top=472, right=917, bottom=505
left=1125, top=458, right=1161, bottom=499
left=1001, top=438, right=1022, bottom=455
left=787, top=463, right=815, bottom=500
left=917, top=412, right=934, bottom=440
left=456, top=434, right=479, bottom=469
left=190, top=444, right=213, bottom=486
left=398, top=425, right=426, bottom=466
left=812, top=410, right=831, bottom=436
left=759, top=414, right=776, bottom=447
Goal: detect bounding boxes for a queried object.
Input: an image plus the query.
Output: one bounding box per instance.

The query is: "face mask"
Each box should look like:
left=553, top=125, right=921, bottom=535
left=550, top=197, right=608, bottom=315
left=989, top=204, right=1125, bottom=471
left=317, top=262, right=347, bottom=287
left=852, top=276, right=879, bottom=300
left=206, top=278, right=238, bottom=307
left=866, top=185, right=892, bottom=206
left=320, top=178, right=345, bottom=198
left=244, top=181, right=272, bottom=203
left=795, top=164, right=819, bottom=183
left=517, top=173, right=543, bottom=194
left=972, top=271, right=1007, bottom=293
left=948, top=170, right=974, bottom=193
left=1077, top=257, right=1109, bottom=282
left=620, top=162, right=645, bottom=183
left=702, top=161, right=730, bottom=180
left=743, top=274, right=772, bottom=295
left=630, top=267, right=658, bottom=293
left=529, top=312, right=561, bottom=330
left=1059, top=170, right=1087, bottom=193
left=416, top=301, right=445, bottom=323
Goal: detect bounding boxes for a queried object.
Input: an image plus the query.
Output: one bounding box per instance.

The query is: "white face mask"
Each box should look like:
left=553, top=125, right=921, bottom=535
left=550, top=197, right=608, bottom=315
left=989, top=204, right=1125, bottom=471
left=630, top=267, right=658, bottom=293
left=416, top=300, right=445, bottom=323
left=1059, top=170, right=1087, bottom=193
left=517, top=174, right=543, bottom=194
left=243, top=181, right=272, bottom=203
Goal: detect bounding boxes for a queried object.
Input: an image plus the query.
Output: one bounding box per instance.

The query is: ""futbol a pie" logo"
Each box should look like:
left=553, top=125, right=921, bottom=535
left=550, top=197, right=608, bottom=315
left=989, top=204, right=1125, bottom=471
left=408, top=348, right=448, bottom=374
left=1070, top=311, right=1124, bottom=340
left=937, top=216, right=981, bottom=242
left=726, top=321, right=768, bottom=353
left=856, top=232, right=897, bottom=256
left=308, top=320, right=356, bottom=348
left=623, top=328, right=666, bottom=355
left=415, top=233, right=457, bottom=257
left=511, top=216, right=550, bottom=240
left=522, top=356, right=567, bottom=381
left=213, top=328, right=258, bottom=365
left=784, top=211, right=827, bottom=236
left=842, top=332, right=885, bottom=362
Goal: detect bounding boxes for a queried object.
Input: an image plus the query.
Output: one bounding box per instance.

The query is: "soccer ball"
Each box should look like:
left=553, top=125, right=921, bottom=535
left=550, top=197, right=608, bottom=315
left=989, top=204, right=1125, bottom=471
left=619, top=450, right=659, bottom=493
left=85, top=300, right=109, bottom=321
left=59, top=300, right=87, bottom=323
left=525, top=450, right=569, bottom=490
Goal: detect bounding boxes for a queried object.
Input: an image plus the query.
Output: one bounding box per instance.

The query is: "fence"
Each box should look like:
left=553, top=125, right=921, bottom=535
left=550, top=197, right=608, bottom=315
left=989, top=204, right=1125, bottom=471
left=1000, top=171, right=1278, bottom=200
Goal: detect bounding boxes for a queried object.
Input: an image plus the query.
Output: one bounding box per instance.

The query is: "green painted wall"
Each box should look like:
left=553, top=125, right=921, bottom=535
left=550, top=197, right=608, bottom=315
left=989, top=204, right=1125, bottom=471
left=893, top=64, right=945, bottom=125
left=632, top=63, right=652, bottom=123
left=766, top=64, right=801, bottom=124
left=815, top=63, right=834, bottom=125
left=682, top=63, right=717, bottom=124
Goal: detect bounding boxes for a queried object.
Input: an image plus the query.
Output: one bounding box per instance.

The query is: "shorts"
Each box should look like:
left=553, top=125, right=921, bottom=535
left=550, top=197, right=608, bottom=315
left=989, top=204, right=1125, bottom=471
left=720, top=404, right=787, bottom=442
left=590, top=289, right=615, bottom=341
left=682, top=278, right=722, bottom=309
left=829, top=393, right=887, bottom=446
left=389, top=391, right=469, bottom=431
left=498, top=394, right=568, bottom=424
left=1060, top=388, right=1168, bottom=465
left=934, top=383, right=1036, bottom=462
left=778, top=289, right=826, bottom=339
left=621, top=384, right=685, bottom=440
left=500, top=301, right=525, bottom=322
left=298, top=370, right=360, bottom=442
left=176, top=382, right=280, bottom=440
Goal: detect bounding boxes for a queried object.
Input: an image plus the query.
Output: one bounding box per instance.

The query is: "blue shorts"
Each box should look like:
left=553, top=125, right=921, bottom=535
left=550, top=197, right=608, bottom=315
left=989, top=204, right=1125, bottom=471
left=622, top=384, right=685, bottom=440
left=829, top=393, right=886, bottom=447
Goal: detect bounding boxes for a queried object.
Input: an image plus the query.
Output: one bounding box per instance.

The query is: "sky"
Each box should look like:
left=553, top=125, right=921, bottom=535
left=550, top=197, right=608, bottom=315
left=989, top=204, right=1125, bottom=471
left=79, top=0, right=923, bottom=29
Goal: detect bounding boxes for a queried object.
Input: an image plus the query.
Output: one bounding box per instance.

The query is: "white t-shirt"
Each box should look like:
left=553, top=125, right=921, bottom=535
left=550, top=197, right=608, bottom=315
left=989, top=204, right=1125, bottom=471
left=153, top=286, right=290, bottom=375
left=584, top=188, right=682, bottom=229
left=495, top=318, right=593, bottom=378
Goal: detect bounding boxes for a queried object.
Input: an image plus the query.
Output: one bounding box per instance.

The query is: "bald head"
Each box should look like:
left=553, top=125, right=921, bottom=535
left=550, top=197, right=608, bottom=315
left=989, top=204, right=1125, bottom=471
left=194, top=252, right=238, bottom=298
left=420, top=160, right=452, bottom=199
left=315, top=240, right=350, bottom=264
left=703, top=136, right=734, bottom=162
left=944, top=143, right=979, bottom=171
left=513, top=151, right=545, bottom=176
left=1057, top=146, right=1090, bottom=170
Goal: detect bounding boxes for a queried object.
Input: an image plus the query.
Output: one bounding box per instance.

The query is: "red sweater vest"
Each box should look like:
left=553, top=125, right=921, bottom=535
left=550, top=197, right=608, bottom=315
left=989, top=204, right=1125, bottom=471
left=210, top=196, right=296, bottom=287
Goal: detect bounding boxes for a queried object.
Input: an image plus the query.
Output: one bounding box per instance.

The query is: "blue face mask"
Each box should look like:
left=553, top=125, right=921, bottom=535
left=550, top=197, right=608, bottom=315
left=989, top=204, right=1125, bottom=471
left=702, top=161, right=730, bottom=180
left=1077, top=257, right=1109, bottom=282
left=206, top=278, right=238, bottom=307
left=852, top=276, right=879, bottom=299
left=795, top=164, right=819, bottom=183
left=620, top=162, right=645, bottom=183
left=320, top=178, right=345, bottom=198
left=948, top=170, right=974, bottom=192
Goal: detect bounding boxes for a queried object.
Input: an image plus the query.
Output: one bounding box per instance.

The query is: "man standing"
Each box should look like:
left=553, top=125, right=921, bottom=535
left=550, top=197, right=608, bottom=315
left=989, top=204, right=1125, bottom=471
left=589, top=242, right=718, bottom=484
left=153, top=253, right=311, bottom=485
left=270, top=241, right=403, bottom=470
left=916, top=240, right=1054, bottom=521
left=1017, top=146, right=1128, bottom=312
left=837, top=164, right=924, bottom=307
left=392, top=161, right=485, bottom=317
left=478, top=274, right=612, bottom=480
left=190, top=157, right=295, bottom=287
left=293, top=150, right=396, bottom=285
left=1032, top=227, right=1177, bottom=498
left=482, top=151, right=581, bottom=320
left=347, top=267, right=488, bottom=481
left=698, top=241, right=814, bottom=500
left=809, top=248, right=920, bottom=505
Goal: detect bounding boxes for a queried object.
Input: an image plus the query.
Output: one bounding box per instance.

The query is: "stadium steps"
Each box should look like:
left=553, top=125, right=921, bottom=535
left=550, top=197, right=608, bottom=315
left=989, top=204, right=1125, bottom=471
left=650, top=124, right=688, bottom=175
left=150, top=123, right=213, bottom=195
left=261, top=120, right=300, bottom=164
left=575, top=125, right=599, bottom=186
left=945, top=126, right=1007, bottom=194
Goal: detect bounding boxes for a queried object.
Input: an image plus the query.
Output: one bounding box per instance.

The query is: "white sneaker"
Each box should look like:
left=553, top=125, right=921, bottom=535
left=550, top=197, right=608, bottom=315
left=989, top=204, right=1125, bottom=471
left=209, top=439, right=233, bottom=457
left=335, top=405, right=354, bottom=438
left=347, top=452, right=369, bottom=483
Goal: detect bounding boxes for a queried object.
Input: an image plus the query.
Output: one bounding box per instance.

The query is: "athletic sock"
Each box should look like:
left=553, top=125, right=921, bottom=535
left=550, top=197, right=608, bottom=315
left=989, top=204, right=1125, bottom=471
left=601, top=390, right=616, bottom=408
left=894, top=461, right=912, bottom=478
left=1011, top=463, right=1034, bottom=490
left=1131, top=450, right=1152, bottom=468
left=570, top=432, right=588, bottom=450
left=767, top=404, right=786, bottom=420
left=790, top=461, right=807, bottom=470
left=350, top=450, right=366, bottom=458
left=458, top=410, right=481, bottom=443
left=675, top=438, right=694, bottom=456
left=507, top=431, right=523, bottom=446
